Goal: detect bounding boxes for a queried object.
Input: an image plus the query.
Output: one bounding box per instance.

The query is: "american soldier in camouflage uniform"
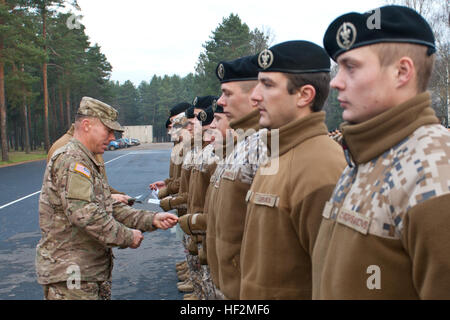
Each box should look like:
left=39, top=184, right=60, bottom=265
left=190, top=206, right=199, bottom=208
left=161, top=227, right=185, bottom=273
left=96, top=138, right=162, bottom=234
left=36, top=97, right=178, bottom=300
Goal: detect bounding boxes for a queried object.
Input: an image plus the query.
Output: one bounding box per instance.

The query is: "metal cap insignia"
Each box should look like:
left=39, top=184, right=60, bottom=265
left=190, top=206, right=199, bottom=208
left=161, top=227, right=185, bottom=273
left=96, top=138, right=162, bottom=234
left=217, top=64, right=225, bottom=80
left=198, top=110, right=207, bottom=122
left=258, top=49, right=274, bottom=69
left=336, top=22, right=357, bottom=50
left=212, top=99, right=217, bottom=112
left=192, top=96, right=198, bottom=107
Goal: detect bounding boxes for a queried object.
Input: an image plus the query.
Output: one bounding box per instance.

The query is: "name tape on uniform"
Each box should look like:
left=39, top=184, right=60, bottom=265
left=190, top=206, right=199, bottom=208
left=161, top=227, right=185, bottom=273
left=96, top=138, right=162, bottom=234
left=222, top=169, right=237, bottom=181
left=253, top=193, right=279, bottom=208
left=337, top=208, right=371, bottom=235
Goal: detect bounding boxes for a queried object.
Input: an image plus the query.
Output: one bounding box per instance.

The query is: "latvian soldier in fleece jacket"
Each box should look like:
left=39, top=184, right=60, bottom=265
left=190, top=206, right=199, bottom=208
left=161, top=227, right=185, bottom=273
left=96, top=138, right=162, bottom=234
left=160, top=96, right=217, bottom=295
left=178, top=101, right=232, bottom=299
left=205, top=55, right=269, bottom=300
left=150, top=102, right=192, bottom=201
left=177, top=106, right=216, bottom=300
left=239, top=41, right=346, bottom=299
left=150, top=103, right=191, bottom=275
left=312, top=5, right=450, bottom=299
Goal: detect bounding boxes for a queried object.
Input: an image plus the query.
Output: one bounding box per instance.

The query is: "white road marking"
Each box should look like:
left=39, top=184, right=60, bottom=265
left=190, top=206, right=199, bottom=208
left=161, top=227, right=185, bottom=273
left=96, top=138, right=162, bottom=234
left=104, top=153, right=131, bottom=164
left=1, top=150, right=164, bottom=210
left=0, top=190, right=41, bottom=210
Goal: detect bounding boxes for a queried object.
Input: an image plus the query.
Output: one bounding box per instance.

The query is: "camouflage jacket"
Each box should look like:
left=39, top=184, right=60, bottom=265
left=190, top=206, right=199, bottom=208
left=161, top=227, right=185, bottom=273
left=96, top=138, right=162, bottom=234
left=312, top=92, right=450, bottom=299
left=36, top=138, right=156, bottom=285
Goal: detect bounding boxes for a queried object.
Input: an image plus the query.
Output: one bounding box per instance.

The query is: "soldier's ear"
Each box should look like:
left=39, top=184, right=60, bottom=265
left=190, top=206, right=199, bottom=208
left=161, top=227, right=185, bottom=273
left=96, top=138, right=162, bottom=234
left=395, top=56, right=415, bottom=89
left=297, top=84, right=316, bottom=109
left=80, top=118, right=92, bottom=132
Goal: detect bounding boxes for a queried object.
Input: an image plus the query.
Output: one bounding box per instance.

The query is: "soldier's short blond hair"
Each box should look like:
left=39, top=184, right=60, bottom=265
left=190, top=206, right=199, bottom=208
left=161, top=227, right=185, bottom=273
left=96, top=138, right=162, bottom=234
left=370, top=43, right=435, bottom=92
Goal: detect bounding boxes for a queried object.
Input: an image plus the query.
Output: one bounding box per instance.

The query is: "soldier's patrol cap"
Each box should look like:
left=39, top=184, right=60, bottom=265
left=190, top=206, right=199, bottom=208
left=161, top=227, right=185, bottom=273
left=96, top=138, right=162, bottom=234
left=197, top=107, right=215, bottom=126
left=77, top=97, right=124, bottom=132
left=170, top=102, right=192, bottom=117
left=192, top=95, right=218, bottom=110
left=215, top=55, right=259, bottom=83
left=323, top=5, right=436, bottom=61
left=257, top=40, right=330, bottom=73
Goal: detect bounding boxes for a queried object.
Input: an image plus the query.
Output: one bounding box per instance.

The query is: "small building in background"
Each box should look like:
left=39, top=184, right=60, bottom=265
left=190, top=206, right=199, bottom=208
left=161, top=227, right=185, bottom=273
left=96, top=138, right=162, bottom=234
left=122, top=125, right=153, bottom=143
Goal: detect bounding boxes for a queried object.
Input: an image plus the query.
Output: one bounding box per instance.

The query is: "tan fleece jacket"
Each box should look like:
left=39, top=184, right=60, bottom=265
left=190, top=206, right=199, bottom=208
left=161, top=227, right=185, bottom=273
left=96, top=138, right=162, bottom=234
left=240, top=112, right=346, bottom=299
left=312, top=92, right=450, bottom=299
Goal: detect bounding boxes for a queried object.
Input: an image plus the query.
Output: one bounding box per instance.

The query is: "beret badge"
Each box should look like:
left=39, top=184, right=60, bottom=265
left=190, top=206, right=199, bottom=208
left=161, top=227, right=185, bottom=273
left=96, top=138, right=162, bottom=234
left=336, top=22, right=357, bottom=50
left=212, top=99, right=218, bottom=112
left=192, top=97, right=198, bottom=107
left=258, top=49, right=274, bottom=69
left=217, top=64, right=225, bottom=80
left=198, top=110, right=207, bottom=122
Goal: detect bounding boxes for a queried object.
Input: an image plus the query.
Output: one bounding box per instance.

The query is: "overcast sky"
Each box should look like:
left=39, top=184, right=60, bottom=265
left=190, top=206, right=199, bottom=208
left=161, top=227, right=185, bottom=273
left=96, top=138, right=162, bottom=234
left=72, top=0, right=385, bottom=86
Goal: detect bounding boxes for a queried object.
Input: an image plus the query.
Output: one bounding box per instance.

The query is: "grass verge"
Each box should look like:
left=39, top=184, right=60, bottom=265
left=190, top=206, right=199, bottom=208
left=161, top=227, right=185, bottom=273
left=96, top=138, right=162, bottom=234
left=0, top=150, right=47, bottom=167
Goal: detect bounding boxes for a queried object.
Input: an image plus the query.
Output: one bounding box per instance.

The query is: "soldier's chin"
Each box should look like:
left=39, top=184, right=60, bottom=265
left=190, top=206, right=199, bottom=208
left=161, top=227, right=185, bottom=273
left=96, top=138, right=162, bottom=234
left=98, top=145, right=107, bottom=154
left=259, top=115, right=270, bottom=129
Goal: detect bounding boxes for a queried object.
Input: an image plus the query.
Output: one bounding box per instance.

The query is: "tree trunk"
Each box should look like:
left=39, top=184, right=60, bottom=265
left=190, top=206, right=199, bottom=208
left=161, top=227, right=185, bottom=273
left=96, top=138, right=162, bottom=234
left=23, top=97, right=30, bottom=154
left=42, top=8, right=50, bottom=152
left=28, top=104, right=33, bottom=150
left=0, top=0, right=8, bottom=161
left=51, top=86, right=57, bottom=141
left=58, top=82, right=64, bottom=132
left=21, top=66, right=31, bottom=154
left=66, top=86, right=71, bottom=126
left=14, top=119, right=18, bottom=151
left=0, top=59, right=7, bottom=161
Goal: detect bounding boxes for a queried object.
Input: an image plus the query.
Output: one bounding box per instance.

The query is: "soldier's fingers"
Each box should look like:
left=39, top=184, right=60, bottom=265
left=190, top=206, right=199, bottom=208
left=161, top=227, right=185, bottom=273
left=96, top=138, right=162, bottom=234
left=164, top=213, right=178, bottom=220
left=159, top=222, right=169, bottom=230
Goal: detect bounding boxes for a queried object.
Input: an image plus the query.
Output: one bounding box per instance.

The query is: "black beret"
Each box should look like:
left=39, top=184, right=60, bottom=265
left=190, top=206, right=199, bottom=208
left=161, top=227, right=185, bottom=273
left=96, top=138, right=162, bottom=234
left=192, top=95, right=218, bottom=110
left=215, top=55, right=259, bottom=83
left=257, top=40, right=330, bottom=73
left=323, top=5, right=436, bottom=61
left=197, top=106, right=215, bottom=126
left=186, top=106, right=195, bottom=119
left=170, top=102, right=191, bottom=117
left=165, top=117, right=171, bottom=129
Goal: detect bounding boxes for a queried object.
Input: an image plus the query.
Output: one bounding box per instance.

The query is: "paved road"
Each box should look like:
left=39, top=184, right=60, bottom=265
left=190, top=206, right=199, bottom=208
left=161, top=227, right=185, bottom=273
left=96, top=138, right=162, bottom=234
left=0, top=144, right=186, bottom=300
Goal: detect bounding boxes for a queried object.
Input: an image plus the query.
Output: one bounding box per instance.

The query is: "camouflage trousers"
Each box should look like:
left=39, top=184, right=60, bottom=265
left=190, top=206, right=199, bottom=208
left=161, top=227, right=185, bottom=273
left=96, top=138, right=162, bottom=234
left=43, top=280, right=112, bottom=300
left=183, top=234, right=203, bottom=299
left=201, top=265, right=225, bottom=300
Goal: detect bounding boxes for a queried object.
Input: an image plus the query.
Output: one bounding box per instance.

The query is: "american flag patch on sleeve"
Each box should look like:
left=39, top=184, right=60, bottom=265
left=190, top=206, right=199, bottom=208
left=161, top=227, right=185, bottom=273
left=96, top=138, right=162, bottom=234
left=74, top=163, right=91, bottom=178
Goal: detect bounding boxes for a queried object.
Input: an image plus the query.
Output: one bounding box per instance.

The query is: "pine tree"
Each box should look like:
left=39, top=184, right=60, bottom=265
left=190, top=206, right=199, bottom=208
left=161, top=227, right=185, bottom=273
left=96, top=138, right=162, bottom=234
left=195, top=13, right=271, bottom=95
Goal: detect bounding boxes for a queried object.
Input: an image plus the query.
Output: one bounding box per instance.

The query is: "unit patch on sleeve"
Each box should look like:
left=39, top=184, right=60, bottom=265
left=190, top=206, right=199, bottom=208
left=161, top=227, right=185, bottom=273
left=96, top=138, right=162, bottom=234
left=74, top=163, right=91, bottom=179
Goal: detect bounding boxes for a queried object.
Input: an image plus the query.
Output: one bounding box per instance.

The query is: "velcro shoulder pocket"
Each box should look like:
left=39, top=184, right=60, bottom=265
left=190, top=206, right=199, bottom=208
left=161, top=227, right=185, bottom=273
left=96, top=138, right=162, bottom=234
left=67, top=171, right=93, bottom=202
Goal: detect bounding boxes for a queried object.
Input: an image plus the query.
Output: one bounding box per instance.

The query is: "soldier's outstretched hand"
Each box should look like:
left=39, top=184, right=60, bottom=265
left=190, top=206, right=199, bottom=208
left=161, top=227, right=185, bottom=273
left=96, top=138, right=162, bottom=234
left=130, top=230, right=144, bottom=249
left=153, top=212, right=179, bottom=230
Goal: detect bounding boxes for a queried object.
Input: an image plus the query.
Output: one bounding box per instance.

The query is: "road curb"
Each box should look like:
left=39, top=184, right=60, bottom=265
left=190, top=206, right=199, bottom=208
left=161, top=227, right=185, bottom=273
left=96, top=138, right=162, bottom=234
left=0, top=157, right=47, bottom=168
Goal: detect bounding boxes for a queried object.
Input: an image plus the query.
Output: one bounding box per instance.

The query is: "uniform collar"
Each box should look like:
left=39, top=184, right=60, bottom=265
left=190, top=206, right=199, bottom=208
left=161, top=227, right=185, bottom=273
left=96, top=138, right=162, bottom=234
left=267, top=111, right=329, bottom=157
left=70, top=138, right=102, bottom=168
left=229, top=108, right=260, bottom=131
left=341, top=92, right=439, bottom=165
left=67, top=124, right=75, bottom=136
